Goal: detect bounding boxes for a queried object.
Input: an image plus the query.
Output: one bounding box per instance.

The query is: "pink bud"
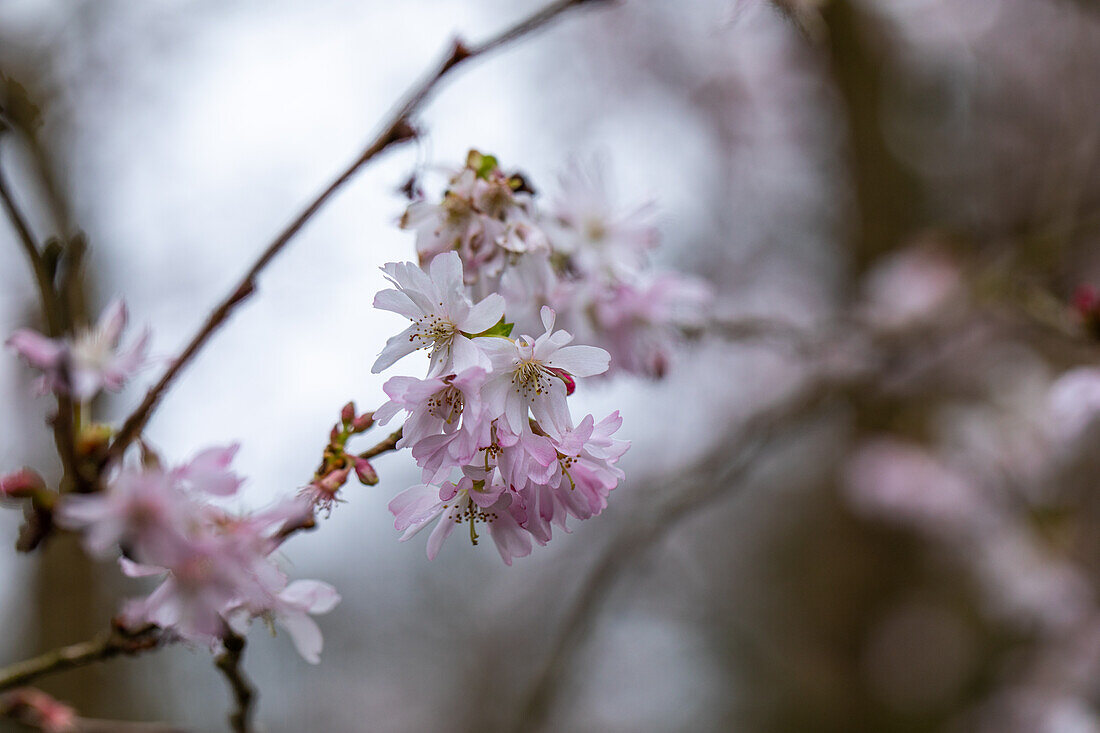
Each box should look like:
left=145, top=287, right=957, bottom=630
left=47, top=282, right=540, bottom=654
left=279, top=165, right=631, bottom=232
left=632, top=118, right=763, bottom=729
left=0, top=688, right=77, bottom=733
left=351, top=412, right=375, bottom=433
left=354, top=457, right=379, bottom=486
left=1074, top=285, right=1099, bottom=317
left=0, top=469, right=45, bottom=500
left=317, top=466, right=351, bottom=493
left=340, top=402, right=356, bottom=425
left=548, top=367, right=576, bottom=396
left=329, top=425, right=340, bottom=443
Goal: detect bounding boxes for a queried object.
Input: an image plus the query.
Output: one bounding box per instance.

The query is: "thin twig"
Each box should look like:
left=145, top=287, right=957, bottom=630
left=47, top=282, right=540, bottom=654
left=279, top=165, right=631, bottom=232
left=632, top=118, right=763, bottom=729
left=214, top=632, right=254, bottom=733
left=358, top=428, right=402, bottom=461
left=0, top=145, right=79, bottom=495
left=0, top=626, right=164, bottom=694
left=108, top=0, right=612, bottom=465
left=0, top=153, right=57, bottom=334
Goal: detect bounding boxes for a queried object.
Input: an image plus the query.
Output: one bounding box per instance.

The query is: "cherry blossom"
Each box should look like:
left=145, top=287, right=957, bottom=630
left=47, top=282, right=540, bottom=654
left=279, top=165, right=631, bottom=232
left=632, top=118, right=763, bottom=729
left=59, top=450, right=340, bottom=662
left=6, top=299, right=149, bottom=400
left=371, top=252, right=505, bottom=376
left=479, top=306, right=610, bottom=438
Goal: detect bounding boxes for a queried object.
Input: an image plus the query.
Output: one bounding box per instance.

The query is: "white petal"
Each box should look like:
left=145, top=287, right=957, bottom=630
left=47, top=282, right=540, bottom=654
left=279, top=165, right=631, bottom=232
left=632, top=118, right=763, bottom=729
left=539, top=305, right=556, bottom=333
left=429, top=250, right=464, bottom=294
left=504, top=390, right=528, bottom=435
left=460, top=293, right=506, bottom=334
left=451, top=336, right=489, bottom=373
left=279, top=610, right=324, bottom=664
left=389, top=484, right=443, bottom=531
left=425, top=504, right=460, bottom=560
left=546, top=345, right=610, bottom=377
left=96, top=298, right=128, bottom=346
left=371, top=324, right=421, bottom=374
left=119, top=557, right=166, bottom=578
left=481, top=375, right=512, bottom=420
left=281, top=580, right=341, bottom=614
left=373, top=288, right=423, bottom=320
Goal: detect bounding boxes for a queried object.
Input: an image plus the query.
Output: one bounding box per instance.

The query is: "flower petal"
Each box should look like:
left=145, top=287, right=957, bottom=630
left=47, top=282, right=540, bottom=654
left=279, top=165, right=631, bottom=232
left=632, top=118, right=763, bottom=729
left=545, top=345, right=610, bottom=377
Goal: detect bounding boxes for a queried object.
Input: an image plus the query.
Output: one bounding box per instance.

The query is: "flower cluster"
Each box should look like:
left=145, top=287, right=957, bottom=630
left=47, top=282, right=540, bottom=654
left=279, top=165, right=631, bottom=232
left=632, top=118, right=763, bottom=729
left=372, top=251, right=629, bottom=564
left=400, top=151, right=712, bottom=378
left=58, top=446, right=339, bottom=663
left=6, top=299, right=149, bottom=401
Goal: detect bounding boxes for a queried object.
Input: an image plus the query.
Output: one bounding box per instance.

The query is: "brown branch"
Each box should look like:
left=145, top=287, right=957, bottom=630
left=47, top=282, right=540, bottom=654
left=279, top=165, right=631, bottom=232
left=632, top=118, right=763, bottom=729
left=358, top=428, right=402, bottom=461
left=107, top=0, right=613, bottom=465
left=0, top=626, right=165, bottom=694
left=214, top=632, right=254, bottom=733
left=0, top=152, right=58, bottom=334
left=0, top=145, right=79, bottom=496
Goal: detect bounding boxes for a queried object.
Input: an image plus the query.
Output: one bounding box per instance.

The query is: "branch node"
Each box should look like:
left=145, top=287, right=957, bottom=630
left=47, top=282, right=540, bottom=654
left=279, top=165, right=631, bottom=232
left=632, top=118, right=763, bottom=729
left=444, top=38, right=473, bottom=70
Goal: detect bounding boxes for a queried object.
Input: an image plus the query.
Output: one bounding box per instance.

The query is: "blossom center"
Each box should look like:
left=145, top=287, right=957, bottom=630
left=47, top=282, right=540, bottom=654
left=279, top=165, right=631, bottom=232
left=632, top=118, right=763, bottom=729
left=427, top=385, right=464, bottom=424
left=71, top=329, right=112, bottom=370
left=412, top=314, right=456, bottom=348
left=512, top=359, right=552, bottom=397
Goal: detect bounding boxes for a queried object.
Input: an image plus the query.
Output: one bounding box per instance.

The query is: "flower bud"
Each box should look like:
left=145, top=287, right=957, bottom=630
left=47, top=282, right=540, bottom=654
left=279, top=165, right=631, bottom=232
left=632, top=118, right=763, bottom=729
left=351, top=412, right=375, bottom=434
left=547, top=367, right=576, bottom=396
left=0, top=469, right=45, bottom=500
left=329, top=425, right=340, bottom=443
left=340, top=401, right=356, bottom=426
left=354, top=457, right=379, bottom=486
left=317, top=466, right=351, bottom=493
left=77, top=423, right=113, bottom=459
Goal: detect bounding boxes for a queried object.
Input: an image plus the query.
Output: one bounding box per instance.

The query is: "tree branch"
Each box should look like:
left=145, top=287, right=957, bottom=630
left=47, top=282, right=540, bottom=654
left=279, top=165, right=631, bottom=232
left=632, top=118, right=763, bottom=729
left=0, top=144, right=79, bottom=497
left=108, top=0, right=612, bottom=465
left=358, top=428, right=402, bottom=461
left=214, top=632, right=254, bottom=733
left=0, top=626, right=165, bottom=694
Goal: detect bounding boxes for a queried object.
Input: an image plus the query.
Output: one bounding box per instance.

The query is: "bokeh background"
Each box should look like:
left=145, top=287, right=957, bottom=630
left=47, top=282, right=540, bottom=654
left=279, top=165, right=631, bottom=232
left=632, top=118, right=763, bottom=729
left=3, top=0, right=1100, bottom=731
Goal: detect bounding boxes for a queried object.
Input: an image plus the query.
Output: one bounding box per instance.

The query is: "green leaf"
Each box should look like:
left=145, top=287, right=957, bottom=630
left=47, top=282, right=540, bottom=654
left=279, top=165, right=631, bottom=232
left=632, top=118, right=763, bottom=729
left=466, top=317, right=513, bottom=339
left=466, top=149, right=499, bottom=180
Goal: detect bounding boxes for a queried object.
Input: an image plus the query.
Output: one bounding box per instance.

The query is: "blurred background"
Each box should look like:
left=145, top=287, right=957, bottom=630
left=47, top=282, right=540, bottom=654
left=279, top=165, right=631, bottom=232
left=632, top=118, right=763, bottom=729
left=3, top=0, right=1100, bottom=730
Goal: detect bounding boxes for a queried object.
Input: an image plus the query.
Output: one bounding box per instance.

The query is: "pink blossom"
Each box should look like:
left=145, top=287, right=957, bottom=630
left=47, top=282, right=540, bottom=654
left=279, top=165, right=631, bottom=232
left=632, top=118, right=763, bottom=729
left=480, top=306, right=610, bottom=437
left=6, top=299, right=149, bottom=400
left=62, top=449, right=338, bottom=661
left=57, top=465, right=190, bottom=560
left=266, top=580, right=341, bottom=664
left=372, top=252, right=505, bottom=376
left=171, top=444, right=244, bottom=496
left=583, top=273, right=713, bottom=378
left=400, top=154, right=545, bottom=294
left=546, top=155, right=658, bottom=281
left=375, top=367, right=489, bottom=451
left=388, top=479, right=531, bottom=565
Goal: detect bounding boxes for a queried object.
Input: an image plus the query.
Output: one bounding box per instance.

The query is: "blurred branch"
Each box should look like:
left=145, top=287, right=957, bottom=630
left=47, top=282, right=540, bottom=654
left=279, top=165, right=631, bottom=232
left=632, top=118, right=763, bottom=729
left=683, top=316, right=818, bottom=356
left=821, top=0, right=924, bottom=272
left=0, top=142, right=79, bottom=497
left=0, top=626, right=165, bottom=694
left=510, top=373, right=850, bottom=732
left=214, top=632, right=254, bottom=733
left=358, top=428, right=402, bottom=461
left=74, top=720, right=188, bottom=733
left=107, top=0, right=614, bottom=465
left=510, top=306, right=995, bottom=731
left=0, top=152, right=57, bottom=335
left=1, top=687, right=188, bottom=732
